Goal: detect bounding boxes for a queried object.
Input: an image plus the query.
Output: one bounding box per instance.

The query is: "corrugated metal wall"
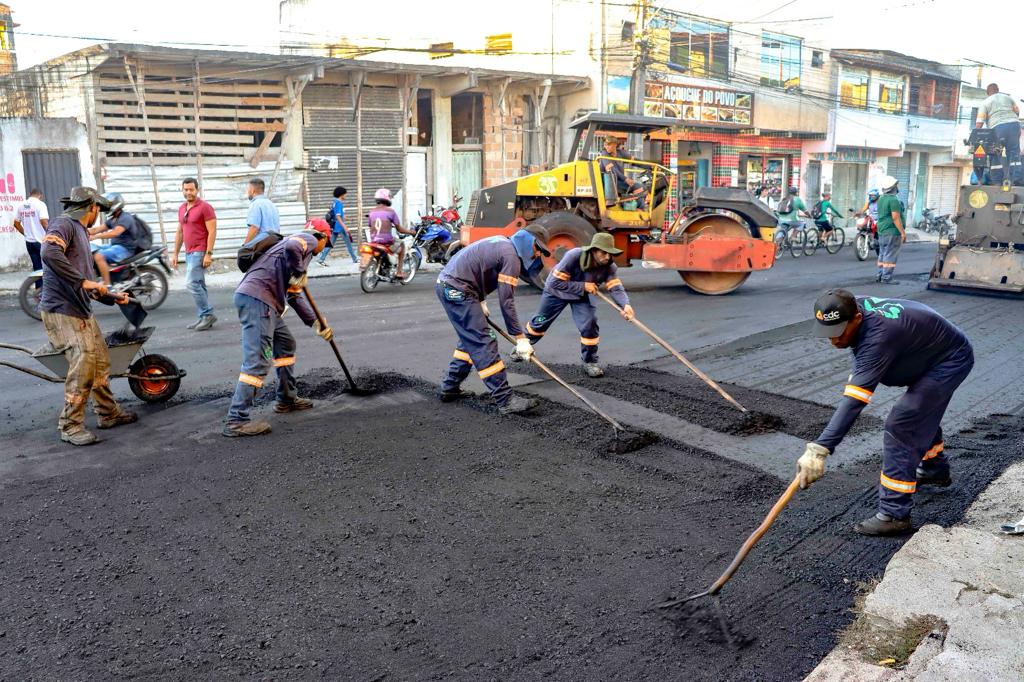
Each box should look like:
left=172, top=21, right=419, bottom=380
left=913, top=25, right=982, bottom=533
left=104, top=161, right=306, bottom=257
left=302, top=84, right=404, bottom=228
left=23, top=150, right=83, bottom=219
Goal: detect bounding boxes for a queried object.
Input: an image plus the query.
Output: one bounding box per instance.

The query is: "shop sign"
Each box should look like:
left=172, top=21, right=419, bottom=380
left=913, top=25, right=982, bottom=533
left=643, top=81, right=754, bottom=127
left=810, top=148, right=877, bottom=163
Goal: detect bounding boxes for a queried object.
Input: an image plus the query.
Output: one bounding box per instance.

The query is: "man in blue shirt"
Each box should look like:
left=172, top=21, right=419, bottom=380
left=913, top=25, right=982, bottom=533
left=797, top=289, right=974, bottom=536
left=317, top=186, right=358, bottom=264
left=244, top=177, right=281, bottom=242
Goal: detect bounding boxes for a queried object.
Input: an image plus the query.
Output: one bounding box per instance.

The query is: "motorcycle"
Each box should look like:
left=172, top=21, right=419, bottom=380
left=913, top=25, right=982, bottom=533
left=852, top=211, right=878, bottom=262
left=20, top=246, right=171, bottom=320
left=920, top=207, right=955, bottom=237
left=412, top=214, right=455, bottom=265
left=359, top=235, right=420, bottom=293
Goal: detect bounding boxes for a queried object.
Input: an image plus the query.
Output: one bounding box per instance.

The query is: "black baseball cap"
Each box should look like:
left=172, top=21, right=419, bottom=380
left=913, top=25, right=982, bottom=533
left=812, top=289, right=858, bottom=338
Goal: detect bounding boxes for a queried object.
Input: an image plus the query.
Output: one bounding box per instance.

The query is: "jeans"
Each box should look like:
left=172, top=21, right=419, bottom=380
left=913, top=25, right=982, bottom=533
left=991, top=121, right=1023, bottom=185
left=877, top=233, right=902, bottom=281
left=185, top=251, right=213, bottom=319
left=226, top=293, right=298, bottom=423
left=318, top=228, right=358, bottom=263
left=26, top=241, right=42, bottom=288
left=96, top=243, right=132, bottom=263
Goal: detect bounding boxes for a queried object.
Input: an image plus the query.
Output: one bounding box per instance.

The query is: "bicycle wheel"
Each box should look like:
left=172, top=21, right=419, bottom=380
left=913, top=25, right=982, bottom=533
left=825, top=227, right=845, bottom=254
left=803, top=226, right=819, bottom=256
left=788, top=228, right=805, bottom=258
left=774, top=230, right=786, bottom=258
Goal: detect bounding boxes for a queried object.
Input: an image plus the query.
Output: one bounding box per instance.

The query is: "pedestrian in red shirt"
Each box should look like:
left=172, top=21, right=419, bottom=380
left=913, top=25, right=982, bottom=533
left=172, top=177, right=218, bottom=331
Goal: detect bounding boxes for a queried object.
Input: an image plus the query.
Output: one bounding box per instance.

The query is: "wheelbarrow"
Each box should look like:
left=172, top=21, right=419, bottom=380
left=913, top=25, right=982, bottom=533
left=0, top=326, right=186, bottom=402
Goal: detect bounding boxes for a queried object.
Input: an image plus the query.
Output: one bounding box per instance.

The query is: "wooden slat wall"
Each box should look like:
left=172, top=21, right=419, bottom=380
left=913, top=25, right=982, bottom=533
left=95, top=67, right=289, bottom=163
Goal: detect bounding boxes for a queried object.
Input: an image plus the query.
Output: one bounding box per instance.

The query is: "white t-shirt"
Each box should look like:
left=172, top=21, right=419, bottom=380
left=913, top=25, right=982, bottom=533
left=15, top=196, right=49, bottom=242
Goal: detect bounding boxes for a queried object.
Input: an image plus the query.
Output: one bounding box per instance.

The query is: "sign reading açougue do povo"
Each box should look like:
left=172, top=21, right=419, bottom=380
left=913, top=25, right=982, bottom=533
left=643, top=81, right=754, bottom=128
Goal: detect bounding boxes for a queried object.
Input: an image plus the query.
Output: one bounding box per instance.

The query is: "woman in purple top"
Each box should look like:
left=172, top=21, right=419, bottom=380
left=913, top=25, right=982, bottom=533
left=368, top=188, right=415, bottom=279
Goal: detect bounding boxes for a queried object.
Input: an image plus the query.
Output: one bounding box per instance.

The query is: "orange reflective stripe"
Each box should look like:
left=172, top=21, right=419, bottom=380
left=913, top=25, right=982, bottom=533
left=43, top=235, right=67, bottom=250
left=580, top=336, right=600, bottom=346
left=921, top=442, right=944, bottom=461
left=477, top=359, right=506, bottom=379
left=497, top=273, right=519, bottom=286
left=880, top=473, right=917, bottom=494
left=526, top=324, right=545, bottom=337
left=239, top=373, right=264, bottom=388
left=273, top=356, right=296, bottom=368
left=843, top=385, right=873, bottom=403
left=552, top=270, right=570, bottom=281
left=453, top=349, right=472, bottom=363
left=604, top=278, right=623, bottom=289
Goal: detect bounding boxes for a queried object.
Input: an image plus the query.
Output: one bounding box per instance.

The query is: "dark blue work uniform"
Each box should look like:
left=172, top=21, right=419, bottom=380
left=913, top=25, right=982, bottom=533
left=226, top=233, right=318, bottom=424
left=436, top=235, right=530, bottom=406
left=815, top=297, right=974, bottom=519
left=526, top=247, right=629, bottom=364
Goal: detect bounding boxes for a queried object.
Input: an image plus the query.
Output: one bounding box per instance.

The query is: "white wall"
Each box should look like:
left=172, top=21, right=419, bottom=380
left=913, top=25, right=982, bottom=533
left=0, top=117, right=95, bottom=270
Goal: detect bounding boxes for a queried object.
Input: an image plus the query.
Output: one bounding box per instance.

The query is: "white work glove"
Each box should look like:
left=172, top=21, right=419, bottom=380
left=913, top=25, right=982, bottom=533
left=480, top=301, right=491, bottom=317
left=289, top=273, right=308, bottom=289
left=313, top=320, right=333, bottom=341
left=515, top=337, right=534, bottom=360
left=621, top=304, right=635, bottom=321
left=796, top=442, right=829, bottom=489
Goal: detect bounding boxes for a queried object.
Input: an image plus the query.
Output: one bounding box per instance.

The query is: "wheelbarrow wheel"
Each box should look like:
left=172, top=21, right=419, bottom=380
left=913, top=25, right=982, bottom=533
left=19, top=274, right=43, bottom=321
left=128, top=354, right=181, bottom=402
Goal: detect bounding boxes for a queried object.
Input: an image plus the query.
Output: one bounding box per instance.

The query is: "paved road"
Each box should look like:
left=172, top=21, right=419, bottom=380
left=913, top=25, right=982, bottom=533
left=0, top=244, right=941, bottom=449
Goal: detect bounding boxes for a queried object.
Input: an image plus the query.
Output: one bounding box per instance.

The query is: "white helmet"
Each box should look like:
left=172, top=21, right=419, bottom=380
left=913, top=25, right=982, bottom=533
left=879, top=175, right=899, bottom=192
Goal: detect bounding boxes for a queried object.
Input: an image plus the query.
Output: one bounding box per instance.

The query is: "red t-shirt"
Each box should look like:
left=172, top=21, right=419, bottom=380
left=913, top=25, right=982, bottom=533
left=178, top=198, right=216, bottom=253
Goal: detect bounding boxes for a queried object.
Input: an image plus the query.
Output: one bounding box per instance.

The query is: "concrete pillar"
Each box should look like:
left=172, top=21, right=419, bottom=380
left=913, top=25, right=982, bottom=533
left=432, top=91, right=453, bottom=207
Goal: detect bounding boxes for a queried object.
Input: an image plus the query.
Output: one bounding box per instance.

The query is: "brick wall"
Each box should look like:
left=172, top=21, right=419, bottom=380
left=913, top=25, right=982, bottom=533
left=482, top=92, right=526, bottom=187
left=665, top=130, right=804, bottom=188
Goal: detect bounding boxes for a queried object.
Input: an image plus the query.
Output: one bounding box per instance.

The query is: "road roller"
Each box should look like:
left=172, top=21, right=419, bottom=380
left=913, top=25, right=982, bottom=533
left=450, top=112, right=778, bottom=295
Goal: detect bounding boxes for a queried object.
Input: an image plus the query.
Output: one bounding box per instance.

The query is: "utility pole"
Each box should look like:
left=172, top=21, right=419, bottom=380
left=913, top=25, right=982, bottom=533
left=627, top=0, right=650, bottom=154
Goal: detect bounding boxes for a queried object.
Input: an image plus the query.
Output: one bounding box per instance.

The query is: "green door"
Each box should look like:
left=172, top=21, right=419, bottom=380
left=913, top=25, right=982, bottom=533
left=452, top=150, right=482, bottom=215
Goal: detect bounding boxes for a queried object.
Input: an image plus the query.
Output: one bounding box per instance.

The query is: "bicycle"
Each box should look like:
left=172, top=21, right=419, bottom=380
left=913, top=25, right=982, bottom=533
left=814, top=219, right=846, bottom=255
left=773, top=221, right=818, bottom=258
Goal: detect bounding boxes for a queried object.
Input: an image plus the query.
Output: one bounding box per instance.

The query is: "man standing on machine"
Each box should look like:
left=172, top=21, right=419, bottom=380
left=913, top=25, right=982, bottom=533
left=796, top=289, right=974, bottom=536
left=976, top=83, right=1022, bottom=186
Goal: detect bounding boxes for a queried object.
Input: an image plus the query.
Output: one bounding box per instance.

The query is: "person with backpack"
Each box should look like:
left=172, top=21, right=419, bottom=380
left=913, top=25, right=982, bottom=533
left=89, top=192, right=141, bottom=287
left=223, top=221, right=335, bottom=438
left=812, top=191, right=843, bottom=244
left=317, top=186, right=357, bottom=265
left=172, top=177, right=218, bottom=331
left=775, top=187, right=808, bottom=236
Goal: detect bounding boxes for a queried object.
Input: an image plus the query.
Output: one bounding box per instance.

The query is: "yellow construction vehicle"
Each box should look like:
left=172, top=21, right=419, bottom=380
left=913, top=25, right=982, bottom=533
left=452, top=112, right=778, bottom=294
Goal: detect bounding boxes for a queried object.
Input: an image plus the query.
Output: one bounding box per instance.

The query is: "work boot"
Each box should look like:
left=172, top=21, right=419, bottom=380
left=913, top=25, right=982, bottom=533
left=97, top=409, right=138, bottom=429
left=194, top=314, right=217, bottom=332
left=60, top=429, right=99, bottom=446
left=583, top=363, right=604, bottom=378
left=853, top=512, right=912, bottom=537
left=274, top=397, right=314, bottom=413
left=916, top=467, right=953, bottom=488
left=439, top=387, right=472, bottom=403
left=498, top=394, right=540, bottom=415
left=222, top=420, right=272, bottom=438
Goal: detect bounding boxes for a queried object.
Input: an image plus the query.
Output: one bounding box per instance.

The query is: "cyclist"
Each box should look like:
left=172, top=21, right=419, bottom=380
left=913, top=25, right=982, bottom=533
left=813, top=191, right=844, bottom=245
left=776, top=186, right=809, bottom=237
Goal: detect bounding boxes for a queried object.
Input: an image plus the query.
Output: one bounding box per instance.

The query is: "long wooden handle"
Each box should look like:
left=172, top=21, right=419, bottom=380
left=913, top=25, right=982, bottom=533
left=485, top=318, right=626, bottom=432
left=707, top=476, right=801, bottom=595
left=593, top=289, right=747, bottom=413
left=302, top=285, right=359, bottom=390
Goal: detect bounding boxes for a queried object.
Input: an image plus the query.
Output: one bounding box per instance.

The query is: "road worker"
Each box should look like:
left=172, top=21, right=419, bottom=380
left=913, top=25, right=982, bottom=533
left=512, top=231, right=635, bottom=377
left=223, top=221, right=334, bottom=437
left=797, top=289, right=974, bottom=536
left=436, top=225, right=550, bottom=414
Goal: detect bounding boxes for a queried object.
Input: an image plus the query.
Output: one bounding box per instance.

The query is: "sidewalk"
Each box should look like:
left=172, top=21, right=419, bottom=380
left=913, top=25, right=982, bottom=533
left=0, top=256, right=442, bottom=294
left=806, top=457, right=1024, bottom=680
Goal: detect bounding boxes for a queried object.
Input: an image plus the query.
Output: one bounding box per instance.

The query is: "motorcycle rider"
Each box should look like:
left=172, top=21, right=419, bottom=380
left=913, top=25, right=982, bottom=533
left=859, top=189, right=880, bottom=222
left=514, top=232, right=635, bottom=378
left=368, top=188, right=415, bottom=280
left=89, top=192, right=140, bottom=286
left=436, top=225, right=551, bottom=414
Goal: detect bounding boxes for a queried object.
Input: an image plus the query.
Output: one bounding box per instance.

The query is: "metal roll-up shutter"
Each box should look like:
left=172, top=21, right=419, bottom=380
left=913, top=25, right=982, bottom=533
left=887, top=155, right=912, bottom=209
left=927, top=166, right=960, bottom=217
left=302, top=84, right=403, bottom=227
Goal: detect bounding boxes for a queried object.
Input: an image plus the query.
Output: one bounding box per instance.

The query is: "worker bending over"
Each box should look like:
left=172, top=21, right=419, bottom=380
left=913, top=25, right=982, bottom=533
left=798, top=289, right=974, bottom=536
left=436, top=225, right=550, bottom=415
left=514, top=232, right=635, bottom=377
left=223, top=222, right=335, bottom=437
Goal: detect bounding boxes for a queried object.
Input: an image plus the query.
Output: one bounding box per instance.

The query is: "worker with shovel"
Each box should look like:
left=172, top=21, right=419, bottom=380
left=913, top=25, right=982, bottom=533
left=223, top=222, right=334, bottom=437
left=436, top=225, right=551, bottom=414
left=512, top=232, right=634, bottom=378
left=798, top=289, right=974, bottom=536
